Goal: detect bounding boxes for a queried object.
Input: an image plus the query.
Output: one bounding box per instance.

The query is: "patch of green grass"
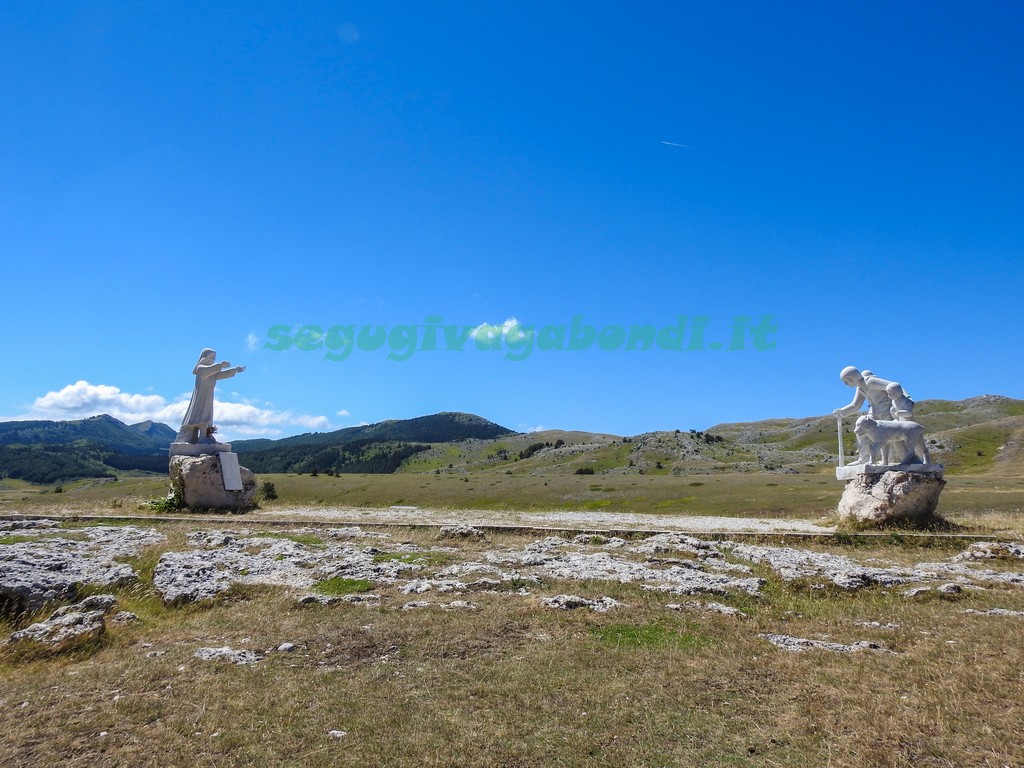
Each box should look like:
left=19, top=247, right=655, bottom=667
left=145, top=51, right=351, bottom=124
left=312, top=576, right=374, bottom=595
left=590, top=621, right=711, bottom=650
left=372, top=551, right=453, bottom=566
left=0, top=535, right=38, bottom=545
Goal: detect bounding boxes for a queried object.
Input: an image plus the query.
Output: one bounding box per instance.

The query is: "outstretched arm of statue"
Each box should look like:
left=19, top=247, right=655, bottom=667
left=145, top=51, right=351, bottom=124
left=832, top=389, right=865, bottom=418
left=213, top=365, right=245, bottom=381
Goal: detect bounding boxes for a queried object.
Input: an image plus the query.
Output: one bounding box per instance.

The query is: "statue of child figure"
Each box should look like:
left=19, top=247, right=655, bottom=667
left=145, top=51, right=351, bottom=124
left=886, top=382, right=915, bottom=421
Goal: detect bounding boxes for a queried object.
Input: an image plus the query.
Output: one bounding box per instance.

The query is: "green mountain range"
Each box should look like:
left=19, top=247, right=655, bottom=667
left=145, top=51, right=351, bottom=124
left=0, top=415, right=176, bottom=484
left=0, top=414, right=175, bottom=453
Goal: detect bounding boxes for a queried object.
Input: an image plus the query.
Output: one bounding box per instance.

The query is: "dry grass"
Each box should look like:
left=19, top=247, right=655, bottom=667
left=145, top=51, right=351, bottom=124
left=2, top=522, right=1024, bottom=766
left=9, top=471, right=1024, bottom=526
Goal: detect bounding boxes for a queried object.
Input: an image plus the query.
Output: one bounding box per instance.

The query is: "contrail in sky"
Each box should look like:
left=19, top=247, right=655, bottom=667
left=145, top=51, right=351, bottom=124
left=661, top=141, right=693, bottom=148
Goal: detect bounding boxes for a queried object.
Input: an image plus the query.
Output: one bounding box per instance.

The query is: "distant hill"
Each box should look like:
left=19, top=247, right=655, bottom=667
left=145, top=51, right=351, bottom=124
left=0, top=414, right=173, bottom=455
left=233, top=412, right=514, bottom=453
left=235, top=412, right=515, bottom=474
left=0, top=414, right=175, bottom=484
left=394, top=396, right=1024, bottom=478
left=705, top=395, right=1024, bottom=475
left=128, top=420, right=177, bottom=445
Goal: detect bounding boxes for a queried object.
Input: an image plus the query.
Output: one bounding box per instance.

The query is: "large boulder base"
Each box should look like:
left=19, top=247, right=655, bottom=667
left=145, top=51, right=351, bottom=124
left=169, top=453, right=257, bottom=510
left=837, top=470, right=945, bottom=526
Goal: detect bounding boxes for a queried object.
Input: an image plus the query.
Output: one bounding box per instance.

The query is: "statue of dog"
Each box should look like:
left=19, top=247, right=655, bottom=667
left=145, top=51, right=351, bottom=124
left=854, top=415, right=930, bottom=465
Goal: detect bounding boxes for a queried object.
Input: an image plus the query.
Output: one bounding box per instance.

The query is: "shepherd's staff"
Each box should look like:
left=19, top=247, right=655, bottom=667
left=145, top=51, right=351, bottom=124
left=835, top=414, right=845, bottom=467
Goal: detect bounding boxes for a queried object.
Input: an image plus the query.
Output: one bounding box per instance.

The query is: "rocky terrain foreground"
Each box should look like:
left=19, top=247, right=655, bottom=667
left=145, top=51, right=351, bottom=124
left=4, top=514, right=1024, bottom=766
left=4, top=517, right=1024, bottom=655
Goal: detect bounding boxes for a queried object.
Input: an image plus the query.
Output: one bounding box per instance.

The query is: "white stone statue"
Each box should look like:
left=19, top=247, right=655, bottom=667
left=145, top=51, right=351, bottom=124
left=832, top=367, right=896, bottom=422
left=886, top=382, right=915, bottom=421
left=833, top=366, right=898, bottom=464
left=853, top=415, right=930, bottom=466
left=174, top=348, right=245, bottom=444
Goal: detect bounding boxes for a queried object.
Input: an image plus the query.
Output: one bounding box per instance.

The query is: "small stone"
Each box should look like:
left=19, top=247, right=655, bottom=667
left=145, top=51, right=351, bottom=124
left=194, top=646, right=263, bottom=665
left=666, top=600, right=748, bottom=618
left=298, top=594, right=341, bottom=606
left=439, top=525, right=484, bottom=540
left=759, top=633, right=889, bottom=653
left=937, top=583, right=963, bottom=595
left=902, top=586, right=932, bottom=599
left=965, top=608, right=1024, bottom=617
left=401, top=601, right=430, bottom=610
left=541, top=594, right=621, bottom=612
left=277, top=642, right=297, bottom=652
left=112, top=611, right=139, bottom=624
left=328, top=730, right=348, bottom=739
left=440, top=600, right=478, bottom=611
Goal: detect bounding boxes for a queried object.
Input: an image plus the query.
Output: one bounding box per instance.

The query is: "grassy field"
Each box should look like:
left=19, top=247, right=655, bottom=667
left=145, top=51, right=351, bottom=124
left=6, top=470, right=1024, bottom=527
left=2, top=521, right=1024, bottom=767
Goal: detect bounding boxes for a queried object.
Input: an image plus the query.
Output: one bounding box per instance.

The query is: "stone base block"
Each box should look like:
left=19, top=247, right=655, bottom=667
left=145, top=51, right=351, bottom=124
left=169, top=441, right=232, bottom=457
left=169, top=453, right=257, bottom=510
left=836, top=463, right=944, bottom=481
left=837, top=470, right=945, bottom=526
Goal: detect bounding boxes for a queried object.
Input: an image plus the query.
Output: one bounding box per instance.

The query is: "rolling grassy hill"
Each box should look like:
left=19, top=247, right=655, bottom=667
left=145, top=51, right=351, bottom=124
left=393, top=396, right=1024, bottom=479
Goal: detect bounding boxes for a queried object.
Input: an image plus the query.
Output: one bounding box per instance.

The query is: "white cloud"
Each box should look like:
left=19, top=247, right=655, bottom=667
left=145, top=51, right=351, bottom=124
left=18, top=380, right=331, bottom=440
left=337, top=22, right=359, bottom=44
left=336, top=409, right=350, bottom=417
left=469, top=317, right=532, bottom=342
left=245, top=333, right=260, bottom=352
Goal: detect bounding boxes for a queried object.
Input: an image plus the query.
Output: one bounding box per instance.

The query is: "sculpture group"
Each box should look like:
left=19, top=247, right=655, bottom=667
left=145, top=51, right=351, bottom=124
left=832, top=366, right=945, bottom=524
left=832, top=366, right=937, bottom=470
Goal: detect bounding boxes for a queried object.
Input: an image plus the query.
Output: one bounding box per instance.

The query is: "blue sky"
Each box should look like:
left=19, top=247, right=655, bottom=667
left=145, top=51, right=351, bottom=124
left=2, top=2, right=1021, bottom=439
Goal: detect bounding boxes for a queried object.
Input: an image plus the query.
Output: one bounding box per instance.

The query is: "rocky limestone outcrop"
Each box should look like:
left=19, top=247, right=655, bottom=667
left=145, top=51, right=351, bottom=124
left=0, top=522, right=165, bottom=611
left=8, top=594, right=119, bottom=651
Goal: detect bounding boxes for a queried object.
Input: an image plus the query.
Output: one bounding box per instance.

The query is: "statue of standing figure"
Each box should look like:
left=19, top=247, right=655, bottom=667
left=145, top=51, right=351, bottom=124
left=175, top=349, right=246, bottom=444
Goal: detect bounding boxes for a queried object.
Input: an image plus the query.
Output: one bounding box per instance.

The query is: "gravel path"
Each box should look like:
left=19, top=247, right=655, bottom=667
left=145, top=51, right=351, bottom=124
left=252, top=505, right=836, bottom=534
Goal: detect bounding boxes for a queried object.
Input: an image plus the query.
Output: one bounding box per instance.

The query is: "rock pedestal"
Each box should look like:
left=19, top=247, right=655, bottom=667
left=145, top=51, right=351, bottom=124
left=837, top=469, right=945, bottom=526
left=168, top=452, right=257, bottom=510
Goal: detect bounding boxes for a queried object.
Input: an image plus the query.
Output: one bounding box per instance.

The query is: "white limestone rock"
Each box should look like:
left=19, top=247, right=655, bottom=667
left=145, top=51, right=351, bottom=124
left=953, top=541, right=1024, bottom=562
left=169, top=453, right=257, bottom=510
left=194, top=646, right=263, bottom=664
left=965, top=608, right=1024, bottom=617
left=152, top=530, right=416, bottom=605
left=541, top=594, right=621, bottom=612
left=8, top=594, right=118, bottom=651
left=718, top=541, right=932, bottom=590
left=759, top=633, right=889, bottom=653
left=0, top=522, right=164, bottom=611
left=666, top=601, right=748, bottom=618
left=837, top=470, right=945, bottom=525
